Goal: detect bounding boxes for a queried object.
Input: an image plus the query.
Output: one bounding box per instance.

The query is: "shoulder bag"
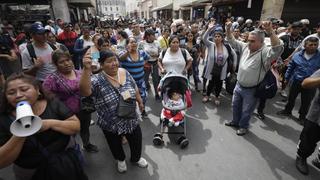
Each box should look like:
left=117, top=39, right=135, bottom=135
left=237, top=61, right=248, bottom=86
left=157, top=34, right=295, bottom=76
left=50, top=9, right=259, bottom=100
left=254, top=51, right=278, bottom=99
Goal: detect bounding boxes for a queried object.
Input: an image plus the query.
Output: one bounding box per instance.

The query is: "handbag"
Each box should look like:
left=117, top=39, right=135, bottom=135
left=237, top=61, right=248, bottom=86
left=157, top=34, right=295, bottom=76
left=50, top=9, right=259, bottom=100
left=225, top=73, right=237, bottom=95
left=117, top=95, right=137, bottom=119
left=52, top=72, right=96, bottom=113
left=99, top=72, right=137, bottom=119
left=254, top=52, right=278, bottom=99
left=211, top=48, right=227, bottom=78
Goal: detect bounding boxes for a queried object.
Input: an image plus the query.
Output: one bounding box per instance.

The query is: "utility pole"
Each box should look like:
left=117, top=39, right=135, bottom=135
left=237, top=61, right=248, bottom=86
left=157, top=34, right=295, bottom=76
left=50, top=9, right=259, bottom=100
left=96, top=0, right=99, bottom=16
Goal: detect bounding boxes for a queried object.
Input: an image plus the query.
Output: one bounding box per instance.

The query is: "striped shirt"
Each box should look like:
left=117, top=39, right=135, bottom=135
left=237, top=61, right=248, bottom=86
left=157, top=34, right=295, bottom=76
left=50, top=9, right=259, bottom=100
left=120, top=50, right=150, bottom=81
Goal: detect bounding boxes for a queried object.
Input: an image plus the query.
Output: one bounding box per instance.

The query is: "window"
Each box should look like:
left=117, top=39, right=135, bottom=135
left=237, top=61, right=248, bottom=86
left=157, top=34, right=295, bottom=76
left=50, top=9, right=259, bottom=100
left=116, top=7, right=118, bottom=11
left=110, top=7, right=112, bottom=11
left=105, top=7, right=108, bottom=11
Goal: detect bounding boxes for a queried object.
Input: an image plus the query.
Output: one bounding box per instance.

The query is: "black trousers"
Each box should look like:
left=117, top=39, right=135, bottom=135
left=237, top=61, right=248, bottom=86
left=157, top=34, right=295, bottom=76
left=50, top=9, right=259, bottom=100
left=76, top=110, right=92, bottom=146
left=285, top=81, right=316, bottom=118
left=257, top=98, right=267, bottom=113
left=206, top=75, right=223, bottom=97
left=102, top=125, right=142, bottom=162
left=297, top=120, right=320, bottom=159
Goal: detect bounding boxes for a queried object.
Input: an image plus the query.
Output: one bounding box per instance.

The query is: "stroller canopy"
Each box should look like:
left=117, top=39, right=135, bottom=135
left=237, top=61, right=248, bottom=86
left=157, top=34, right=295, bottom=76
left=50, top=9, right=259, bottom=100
left=160, top=71, right=189, bottom=95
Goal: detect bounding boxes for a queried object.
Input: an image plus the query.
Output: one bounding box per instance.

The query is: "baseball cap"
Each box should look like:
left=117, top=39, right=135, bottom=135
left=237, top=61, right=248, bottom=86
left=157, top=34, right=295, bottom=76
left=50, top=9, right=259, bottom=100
left=64, top=22, right=73, bottom=28
left=291, top=21, right=303, bottom=28
left=267, top=17, right=280, bottom=24
left=30, top=23, right=48, bottom=34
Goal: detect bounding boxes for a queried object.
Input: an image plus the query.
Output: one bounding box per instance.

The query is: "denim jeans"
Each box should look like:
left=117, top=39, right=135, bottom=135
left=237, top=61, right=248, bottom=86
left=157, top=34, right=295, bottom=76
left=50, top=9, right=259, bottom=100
left=232, top=83, right=258, bottom=129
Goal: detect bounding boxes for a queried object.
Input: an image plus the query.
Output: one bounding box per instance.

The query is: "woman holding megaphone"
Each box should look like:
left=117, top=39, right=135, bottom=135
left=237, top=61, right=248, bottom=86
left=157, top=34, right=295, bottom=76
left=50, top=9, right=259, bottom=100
left=0, top=73, right=87, bottom=180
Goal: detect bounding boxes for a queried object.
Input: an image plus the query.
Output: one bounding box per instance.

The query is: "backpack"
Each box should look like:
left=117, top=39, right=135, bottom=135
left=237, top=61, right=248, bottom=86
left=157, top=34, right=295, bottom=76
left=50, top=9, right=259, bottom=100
left=161, top=48, right=188, bottom=63
left=26, top=42, right=57, bottom=63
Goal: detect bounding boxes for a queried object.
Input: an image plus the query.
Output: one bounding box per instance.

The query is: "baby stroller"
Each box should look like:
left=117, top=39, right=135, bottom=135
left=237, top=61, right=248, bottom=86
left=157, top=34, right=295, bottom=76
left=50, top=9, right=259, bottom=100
left=153, top=71, right=190, bottom=149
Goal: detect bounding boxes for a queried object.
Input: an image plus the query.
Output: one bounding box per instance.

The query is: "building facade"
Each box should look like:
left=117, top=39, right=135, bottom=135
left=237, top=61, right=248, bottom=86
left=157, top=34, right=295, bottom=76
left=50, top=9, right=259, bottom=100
left=97, top=0, right=126, bottom=19
left=126, top=0, right=139, bottom=18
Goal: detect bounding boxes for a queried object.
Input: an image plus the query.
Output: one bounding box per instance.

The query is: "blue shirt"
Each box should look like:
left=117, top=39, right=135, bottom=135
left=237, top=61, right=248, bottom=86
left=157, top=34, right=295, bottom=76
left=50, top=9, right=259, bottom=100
left=120, top=50, right=150, bottom=81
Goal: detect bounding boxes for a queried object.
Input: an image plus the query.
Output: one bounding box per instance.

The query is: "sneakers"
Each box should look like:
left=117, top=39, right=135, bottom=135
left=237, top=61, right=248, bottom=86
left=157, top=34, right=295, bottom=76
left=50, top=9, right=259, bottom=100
left=135, top=157, right=148, bottom=168
left=202, top=96, right=210, bottom=103
left=280, top=90, right=288, bottom=98
left=296, top=155, right=309, bottom=175
left=141, top=110, right=147, bottom=118
left=83, top=143, right=99, bottom=153
left=214, top=97, right=220, bottom=106
left=224, top=121, right=239, bottom=127
left=117, top=157, right=148, bottom=173
left=90, top=120, right=95, bottom=126
left=117, top=160, right=127, bottom=173
left=236, top=128, right=248, bottom=136
left=256, top=111, right=265, bottom=120
left=277, top=110, right=291, bottom=116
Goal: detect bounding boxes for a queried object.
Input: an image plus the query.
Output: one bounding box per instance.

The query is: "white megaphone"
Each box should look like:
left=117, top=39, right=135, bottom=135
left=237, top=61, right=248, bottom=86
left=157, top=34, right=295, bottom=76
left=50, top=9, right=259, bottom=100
left=10, top=101, right=42, bottom=137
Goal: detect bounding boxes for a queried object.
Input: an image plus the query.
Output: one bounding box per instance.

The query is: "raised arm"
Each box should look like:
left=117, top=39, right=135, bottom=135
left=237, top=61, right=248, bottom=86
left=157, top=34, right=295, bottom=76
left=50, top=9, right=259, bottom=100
left=202, top=23, right=215, bottom=47
left=80, top=52, right=93, bottom=97
left=263, top=21, right=281, bottom=47
left=225, top=21, right=246, bottom=53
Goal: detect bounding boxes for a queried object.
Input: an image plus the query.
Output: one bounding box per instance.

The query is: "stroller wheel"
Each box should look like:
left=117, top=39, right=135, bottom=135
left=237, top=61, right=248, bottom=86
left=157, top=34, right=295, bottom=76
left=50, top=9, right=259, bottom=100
left=176, top=136, right=186, bottom=145
left=180, top=138, right=189, bottom=149
left=153, top=133, right=164, bottom=146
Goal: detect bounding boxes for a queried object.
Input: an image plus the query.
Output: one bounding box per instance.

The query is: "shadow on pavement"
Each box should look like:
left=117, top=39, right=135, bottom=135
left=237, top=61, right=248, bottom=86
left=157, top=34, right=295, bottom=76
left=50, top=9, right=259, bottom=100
left=243, top=132, right=320, bottom=180
left=159, top=114, right=213, bottom=161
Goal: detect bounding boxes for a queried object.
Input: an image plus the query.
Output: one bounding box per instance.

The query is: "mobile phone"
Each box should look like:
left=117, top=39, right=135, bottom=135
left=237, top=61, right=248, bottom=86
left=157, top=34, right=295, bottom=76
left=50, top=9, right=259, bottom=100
left=91, top=52, right=100, bottom=62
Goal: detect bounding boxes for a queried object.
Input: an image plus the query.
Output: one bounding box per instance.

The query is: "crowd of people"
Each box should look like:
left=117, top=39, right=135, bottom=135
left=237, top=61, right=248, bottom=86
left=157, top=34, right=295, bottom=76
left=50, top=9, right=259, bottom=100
left=0, top=15, right=320, bottom=179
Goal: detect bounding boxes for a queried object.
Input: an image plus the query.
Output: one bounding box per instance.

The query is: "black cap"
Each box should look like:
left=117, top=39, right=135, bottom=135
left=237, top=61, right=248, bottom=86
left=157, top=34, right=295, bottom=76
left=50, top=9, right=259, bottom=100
left=63, top=22, right=73, bottom=28
left=291, top=21, right=303, bottom=28
left=267, top=17, right=280, bottom=24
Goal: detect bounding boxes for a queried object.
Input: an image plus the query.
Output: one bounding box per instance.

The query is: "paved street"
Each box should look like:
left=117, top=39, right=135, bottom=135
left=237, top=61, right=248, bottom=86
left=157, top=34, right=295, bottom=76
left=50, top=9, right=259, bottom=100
left=1, top=65, right=320, bottom=180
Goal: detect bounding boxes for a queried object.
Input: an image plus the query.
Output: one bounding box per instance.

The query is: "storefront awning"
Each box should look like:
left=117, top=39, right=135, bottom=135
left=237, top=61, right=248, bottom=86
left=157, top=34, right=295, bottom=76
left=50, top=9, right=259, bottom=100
left=181, top=0, right=210, bottom=8
left=212, top=0, right=247, bottom=6
left=0, top=0, right=49, bottom=4
left=68, top=0, right=94, bottom=7
left=151, top=3, right=173, bottom=12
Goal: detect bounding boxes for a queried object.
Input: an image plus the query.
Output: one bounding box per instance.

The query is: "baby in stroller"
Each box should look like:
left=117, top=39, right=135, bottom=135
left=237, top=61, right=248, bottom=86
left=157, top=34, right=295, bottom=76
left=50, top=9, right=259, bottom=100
left=162, top=90, right=185, bottom=127
left=154, top=71, right=190, bottom=149
left=159, top=71, right=188, bottom=127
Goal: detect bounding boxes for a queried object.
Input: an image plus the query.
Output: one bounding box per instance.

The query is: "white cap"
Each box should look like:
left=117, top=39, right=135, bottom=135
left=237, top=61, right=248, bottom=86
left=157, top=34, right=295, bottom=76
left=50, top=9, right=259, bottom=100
left=245, top=19, right=252, bottom=24
left=300, top=19, right=310, bottom=25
